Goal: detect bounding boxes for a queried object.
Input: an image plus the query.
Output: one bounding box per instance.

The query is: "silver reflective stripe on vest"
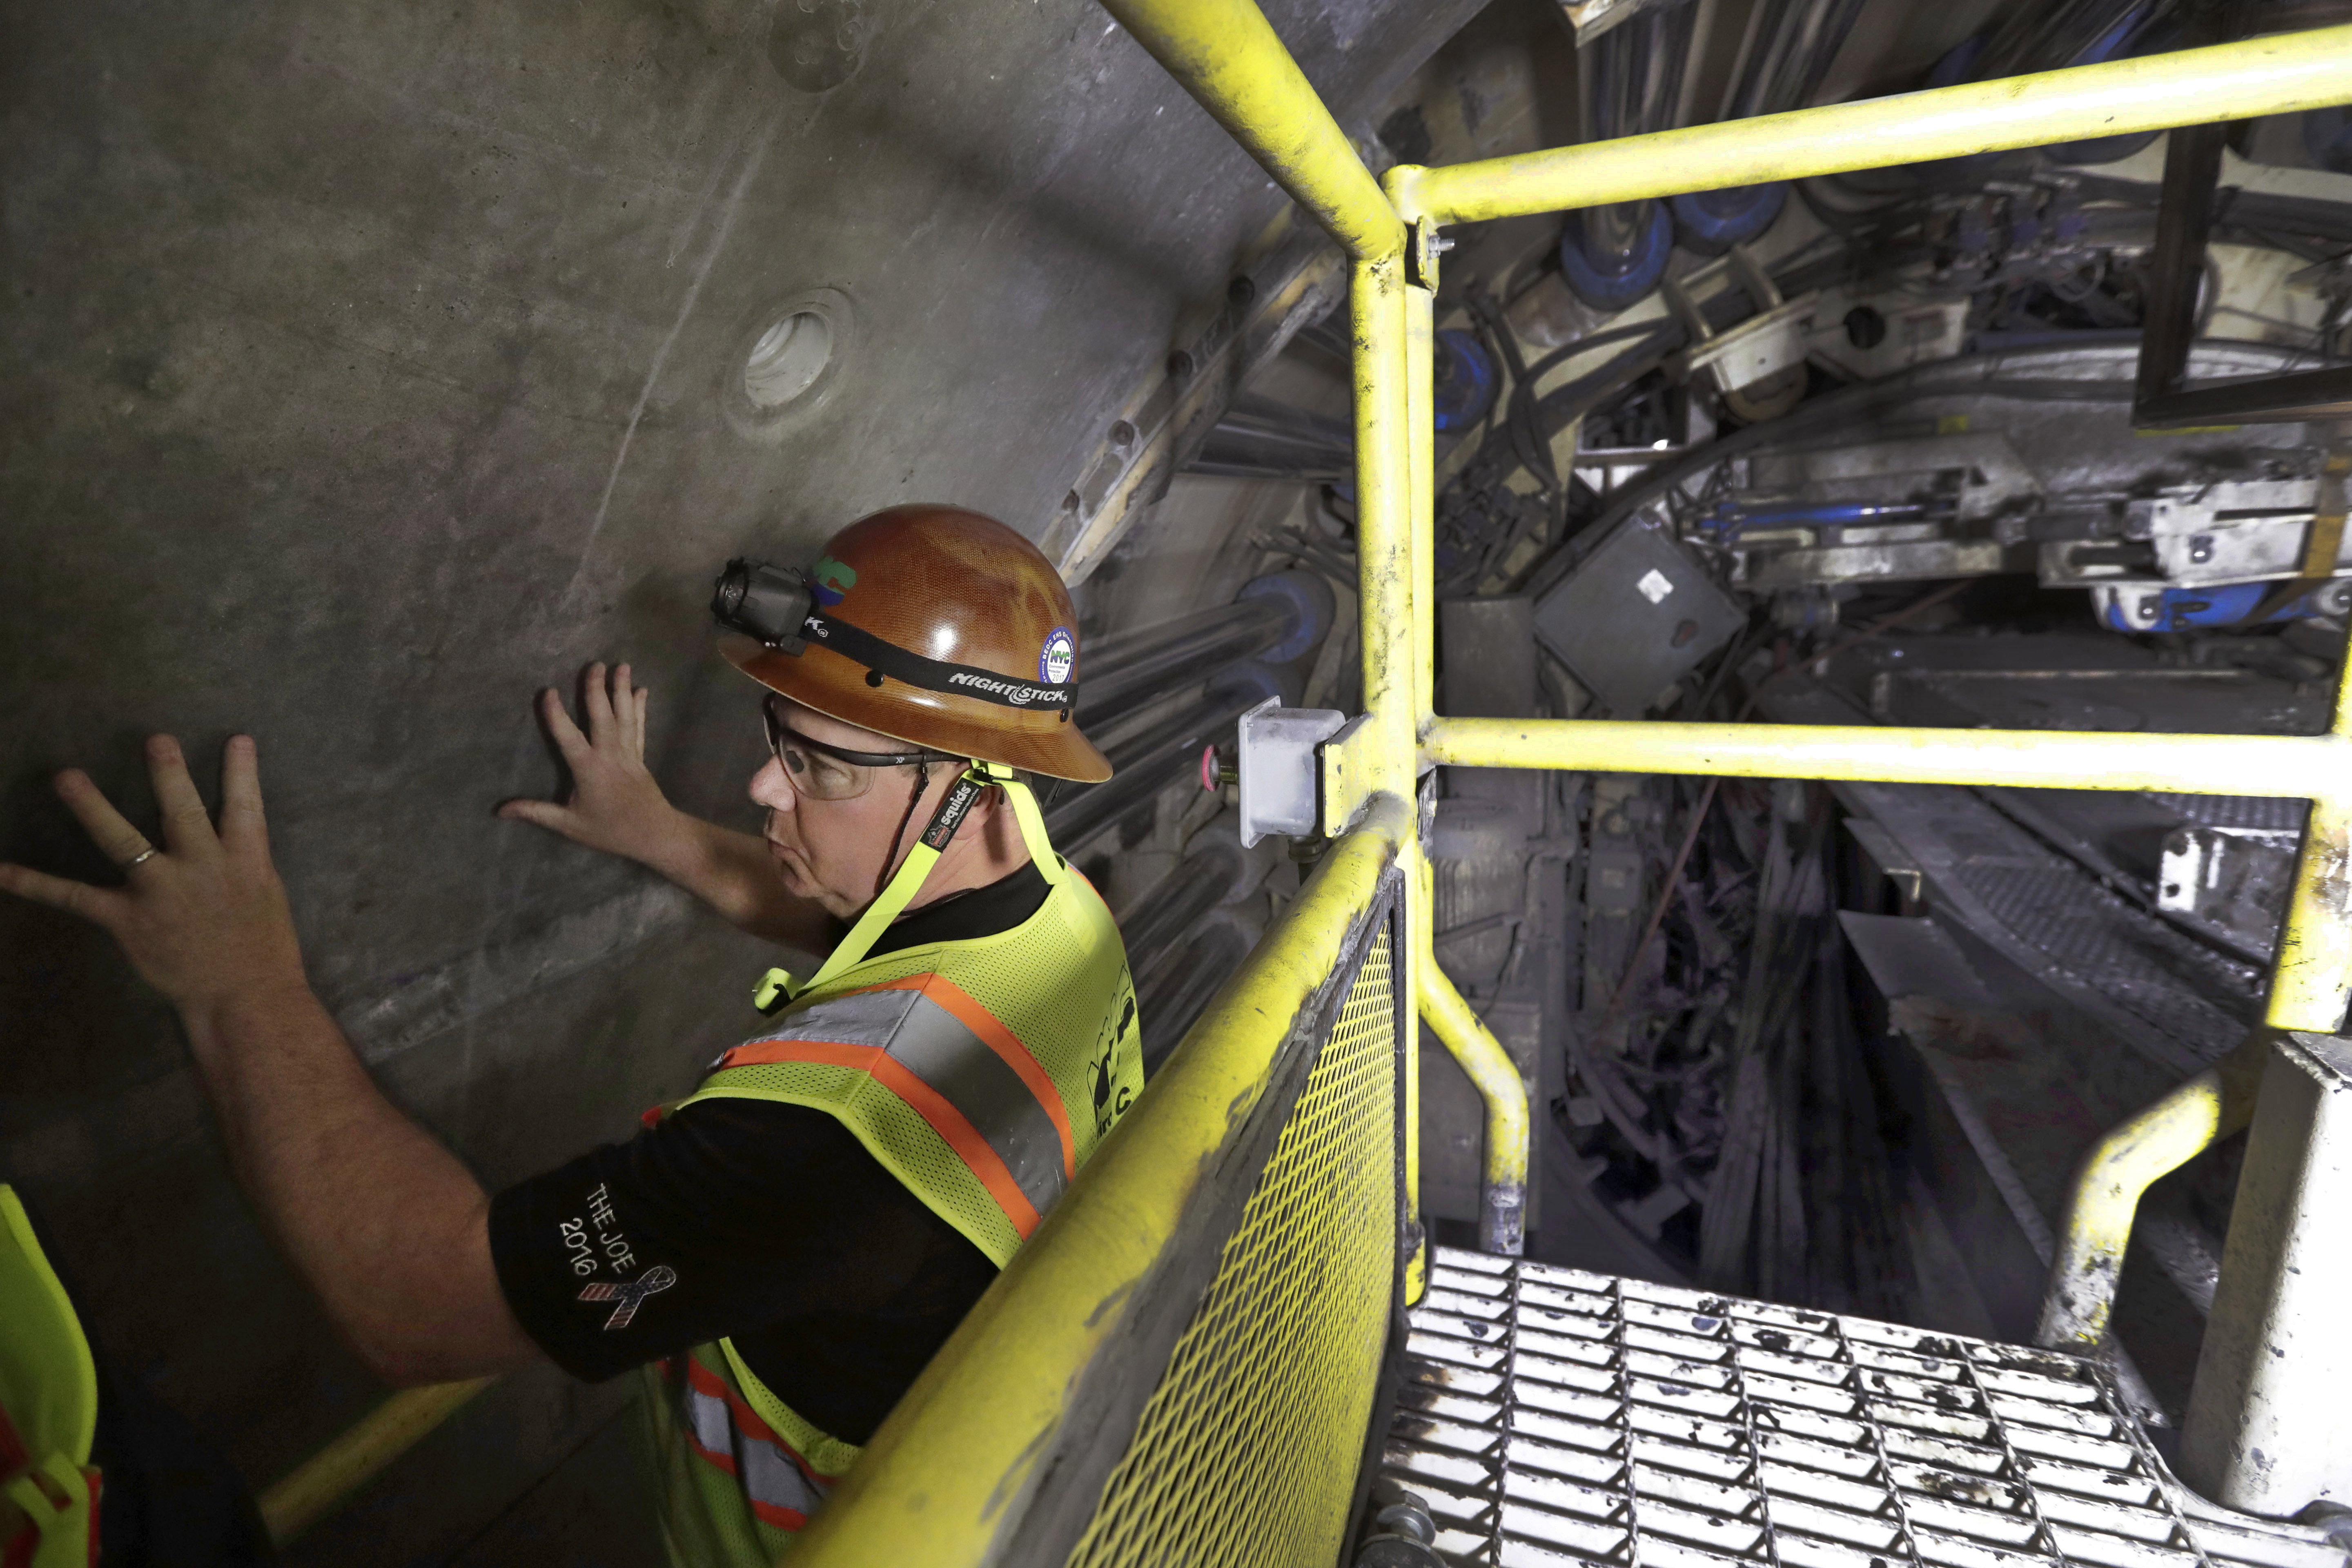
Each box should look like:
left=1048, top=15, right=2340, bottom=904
left=686, top=1372, right=831, bottom=1527
left=758, top=984, right=1067, bottom=1218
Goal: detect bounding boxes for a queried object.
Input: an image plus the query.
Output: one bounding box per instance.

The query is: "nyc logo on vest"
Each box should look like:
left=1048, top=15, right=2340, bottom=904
left=1090, top=993, right=1138, bottom=1138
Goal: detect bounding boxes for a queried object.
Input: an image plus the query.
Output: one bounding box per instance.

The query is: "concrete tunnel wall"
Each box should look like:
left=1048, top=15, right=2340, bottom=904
left=0, top=0, right=1470, bottom=1556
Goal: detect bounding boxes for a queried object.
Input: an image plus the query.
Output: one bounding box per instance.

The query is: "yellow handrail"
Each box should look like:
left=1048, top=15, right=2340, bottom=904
left=1422, top=700, right=2352, bottom=1037
left=791, top=793, right=1409, bottom=1566
left=2036, top=1035, right=2270, bottom=1352
left=1096, top=0, right=1402, bottom=261
left=1420, top=716, right=2348, bottom=799
left=258, top=1378, right=493, bottom=1545
left=1416, top=904, right=1530, bottom=1254
left=1393, top=25, right=2352, bottom=225
left=1343, top=236, right=1435, bottom=1286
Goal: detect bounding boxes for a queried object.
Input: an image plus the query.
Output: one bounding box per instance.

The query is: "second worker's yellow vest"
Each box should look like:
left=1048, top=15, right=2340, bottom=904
left=0, top=1186, right=102, bottom=1568
left=637, top=813, right=1141, bottom=1568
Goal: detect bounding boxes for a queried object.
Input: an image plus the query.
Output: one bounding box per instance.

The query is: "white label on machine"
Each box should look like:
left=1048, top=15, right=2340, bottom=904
left=1636, top=569, right=1675, bottom=604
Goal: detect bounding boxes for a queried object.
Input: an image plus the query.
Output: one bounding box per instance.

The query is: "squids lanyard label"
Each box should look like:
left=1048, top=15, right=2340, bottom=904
left=752, top=764, right=1057, bottom=1015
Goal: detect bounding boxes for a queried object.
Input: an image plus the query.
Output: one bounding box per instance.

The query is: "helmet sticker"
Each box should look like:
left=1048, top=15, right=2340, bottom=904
left=1040, top=626, right=1076, bottom=685
left=810, top=555, right=858, bottom=607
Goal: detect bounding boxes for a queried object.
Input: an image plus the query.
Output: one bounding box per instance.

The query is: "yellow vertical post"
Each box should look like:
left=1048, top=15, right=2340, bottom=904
left=1401, top=252, right=1435, bottom=1276
left=2267, top=654, right=2352, bottom=1035
left=1403, top=241, right=1435, bottom=728
left=1417, top=871, right=1532, bottom=1254
left=1348, top=258, right=1414, bottom=826
left=1352, top=251, right=1423, bottom=1296
left=2036, top=1035, right=2269, bottom=1350
left=1384, top=200, right=1532, bottom=1256
left=1404, top=270, right=1439, bottom=1282
left=2040, top=594, right=2350, bottom=1352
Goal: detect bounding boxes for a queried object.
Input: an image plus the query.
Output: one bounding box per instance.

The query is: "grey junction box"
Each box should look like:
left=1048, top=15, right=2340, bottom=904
left=1532, top=518, right=1745, bottom=715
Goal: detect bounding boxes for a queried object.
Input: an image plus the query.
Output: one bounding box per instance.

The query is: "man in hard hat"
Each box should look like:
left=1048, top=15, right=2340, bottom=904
left=0, top=503, right=1144, bottom=1563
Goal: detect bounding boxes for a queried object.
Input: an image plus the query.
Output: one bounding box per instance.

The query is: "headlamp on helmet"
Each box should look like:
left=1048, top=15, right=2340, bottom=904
left=710, top=558, right=813, bottom=654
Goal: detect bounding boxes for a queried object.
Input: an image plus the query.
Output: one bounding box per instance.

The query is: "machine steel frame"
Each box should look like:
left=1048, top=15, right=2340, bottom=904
left=1103, top=0, right=2352, bottom=1290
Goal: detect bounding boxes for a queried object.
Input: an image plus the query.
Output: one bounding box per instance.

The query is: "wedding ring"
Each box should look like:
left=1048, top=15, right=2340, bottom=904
left=124, top=846, right=159, bottom=868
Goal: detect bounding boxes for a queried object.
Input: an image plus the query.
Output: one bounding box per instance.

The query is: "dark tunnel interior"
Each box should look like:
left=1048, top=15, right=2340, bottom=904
left=6, top=0, right=2352, bottom=1561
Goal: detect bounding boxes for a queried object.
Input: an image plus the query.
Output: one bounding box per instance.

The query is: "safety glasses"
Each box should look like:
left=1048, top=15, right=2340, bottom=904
left=762, top=695, right=958, bottom=801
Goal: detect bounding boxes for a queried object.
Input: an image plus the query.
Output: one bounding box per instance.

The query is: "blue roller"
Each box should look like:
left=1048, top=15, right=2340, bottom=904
left=2048, top=13, right=2160, bottom=162
left=2305, top=106, right=2352, bottom=175
left=1558, top=201, right=1674, bottom=313
left=1432, top=329, right=1499, bottom=433
left=2098, top=582, right=2346, bottom=633
left=1235, top=570, right=1336, bottom=664
left=1924, top=35, right=1982, bottom=89
left=1929, top=23, right=2163, bottom=168
left=1208, top=658, right=1300, bottom=709
left=1671, top=184, right=1787, bottom=256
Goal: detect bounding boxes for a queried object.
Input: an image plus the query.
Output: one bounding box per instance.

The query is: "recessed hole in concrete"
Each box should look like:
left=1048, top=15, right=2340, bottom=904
left=743, top=312, right=833, bottom=410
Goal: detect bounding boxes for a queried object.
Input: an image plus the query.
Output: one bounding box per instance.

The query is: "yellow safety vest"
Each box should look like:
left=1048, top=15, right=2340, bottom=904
left=0, top=1187, right=102, bottom=1568
left=638, top=780, right=1141, bottom=1566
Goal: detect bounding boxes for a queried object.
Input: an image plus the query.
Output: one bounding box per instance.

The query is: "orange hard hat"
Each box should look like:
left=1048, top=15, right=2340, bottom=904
left=714, top=504, right=1112, bottom=783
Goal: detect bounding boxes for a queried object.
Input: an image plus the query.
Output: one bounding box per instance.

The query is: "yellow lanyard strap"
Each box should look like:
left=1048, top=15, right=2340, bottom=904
left=754, top=764, right=1059, bottom=1013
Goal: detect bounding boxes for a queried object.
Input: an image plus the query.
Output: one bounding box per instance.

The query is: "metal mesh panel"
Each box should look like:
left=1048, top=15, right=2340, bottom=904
left=1064, top=923, right=1399, bottom=1568
left=1385, top=1249, right=2348, bottom=1568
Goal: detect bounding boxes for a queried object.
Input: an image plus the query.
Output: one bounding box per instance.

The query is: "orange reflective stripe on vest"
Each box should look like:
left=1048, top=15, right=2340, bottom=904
left=674, top=1356, right=833, bottom=1533
left=713, top=973, right=1076, bottom=1236
left=651, top=808, right=1144, bottom=1566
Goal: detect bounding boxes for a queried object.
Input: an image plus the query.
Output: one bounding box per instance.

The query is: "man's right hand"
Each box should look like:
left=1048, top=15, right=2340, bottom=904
left=500, top=663, right=689, bottom=868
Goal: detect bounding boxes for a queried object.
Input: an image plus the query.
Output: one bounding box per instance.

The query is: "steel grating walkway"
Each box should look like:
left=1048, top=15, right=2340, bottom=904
left=1382, top=1249, right=2348, bottom=1568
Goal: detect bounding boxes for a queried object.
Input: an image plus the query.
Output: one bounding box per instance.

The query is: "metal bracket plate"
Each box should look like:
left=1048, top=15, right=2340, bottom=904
left=1407, top=218, right=1446, bottom=292
left=1236, top=697, right=1346, bottom=847
left=1315, top=713, right=1375, bottom=838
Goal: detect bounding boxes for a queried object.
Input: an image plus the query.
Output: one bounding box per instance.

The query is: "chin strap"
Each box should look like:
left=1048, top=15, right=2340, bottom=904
left=753, top=761, right=1059, bottom=1015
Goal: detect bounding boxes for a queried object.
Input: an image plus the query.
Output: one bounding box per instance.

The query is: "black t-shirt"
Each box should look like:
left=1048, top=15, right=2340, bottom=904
left=487, top=862, right=1052, bottom=1443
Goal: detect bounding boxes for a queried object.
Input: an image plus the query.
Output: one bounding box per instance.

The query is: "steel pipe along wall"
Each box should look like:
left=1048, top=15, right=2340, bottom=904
left=1079, top=599, right=1289, bottom=719
left=1045, top=682, right=1267, bottom=851
left=1135, top=914, right=1255, bottom=1076
left=1116, top=836, right=1247, bottom=972
left=1077, top=569, right=1330, bottom=723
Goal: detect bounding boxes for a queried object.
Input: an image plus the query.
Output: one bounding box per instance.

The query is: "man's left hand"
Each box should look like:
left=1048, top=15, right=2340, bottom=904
left=0, top=735, right=310, bottom=1022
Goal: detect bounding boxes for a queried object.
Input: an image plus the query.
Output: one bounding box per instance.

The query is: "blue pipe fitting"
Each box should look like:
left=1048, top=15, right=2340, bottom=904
left=2051, top=12, right=2169, bottom=163
left=1432, top=330, right=1499, bottom=434
left=1207, top=658, right=1299, bottom=709
left=1558, top=201, right=1673, bottom=313
left=1670, top=184, right=1787, bottom=257
left=2099, top=581, right=2349, bottom=634
left=1929, top=25, right=2163, bottom=168
left=2305, top=106, right=2352, bottom=175
left=1235, top=570, right=1336, bottom=664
